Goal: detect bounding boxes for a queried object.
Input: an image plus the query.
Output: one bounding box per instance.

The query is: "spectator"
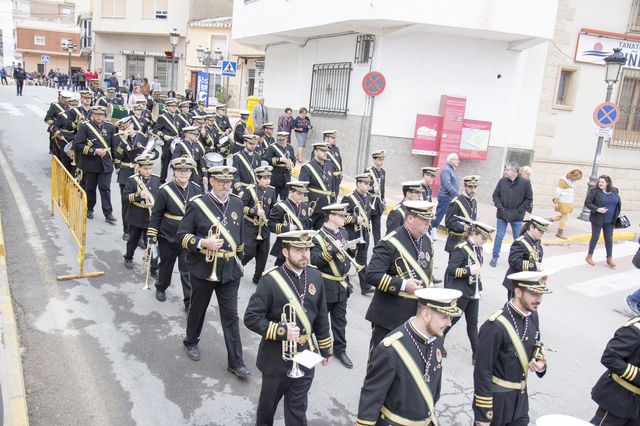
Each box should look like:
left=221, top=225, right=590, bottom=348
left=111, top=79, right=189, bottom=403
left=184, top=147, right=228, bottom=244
left=519, top=166, right=532, bottom=180
left=277, top=107, right=293, bottom=143
left=13, top=62, right=27, bottom=96
left=584, top=175, right=621, bottom=268
left=251, top=97, right=269, bottom=128
left=126, top=74, right=135, bottom=95
left=78, top=68, right=86, bottom=89
left=127, top=85, right=146, bottom=109
left=549, top=169, right=582, bottom=239
left=90, top=70, right=98, bottom=81
left=291, top=107, right=312, bottom=163
left=432, top=153, right=460, bottom=231
left=109, top=72, right=119, bottom=91
left=490, top=162, right=533, bottom=267
left=141, top=77, right=151, bottom=96
left=167, top=90, right=176, bottom=98
left=150, top=76, right=161, bottom=93
left=0, top=67, right=7, bottom=85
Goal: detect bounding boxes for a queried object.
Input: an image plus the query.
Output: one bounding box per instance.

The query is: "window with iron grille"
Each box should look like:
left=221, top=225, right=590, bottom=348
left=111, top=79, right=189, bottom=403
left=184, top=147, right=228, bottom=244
left=309, top=62, right=352, bottom=116
left=629, top=0, right=640, bottom=33
left=505, top=148, right=533, bottom=168
left=611, top=68, right=640, bottom=149
left=355, top=35, right=375, bottom=64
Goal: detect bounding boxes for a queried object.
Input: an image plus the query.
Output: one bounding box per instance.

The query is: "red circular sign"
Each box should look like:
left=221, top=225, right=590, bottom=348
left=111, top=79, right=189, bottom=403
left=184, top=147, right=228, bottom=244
left=362, top=71, right=386, bottom=97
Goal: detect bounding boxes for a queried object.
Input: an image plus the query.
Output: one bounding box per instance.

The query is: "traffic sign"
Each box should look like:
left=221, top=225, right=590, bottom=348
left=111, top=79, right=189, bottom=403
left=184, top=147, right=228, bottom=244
left=362, top=71, right=386, bottom=97
left=594, top=126, right=613, bottom=139
left=593, top=102, right=620, bottom=128
left=221, top=61, right=237, bottom=77
left=41, top=55, right=50, bottom=64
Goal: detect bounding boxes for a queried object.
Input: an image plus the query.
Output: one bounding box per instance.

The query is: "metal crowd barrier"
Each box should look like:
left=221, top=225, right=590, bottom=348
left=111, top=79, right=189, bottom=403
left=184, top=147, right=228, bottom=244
left=50, top=156, right=105, bottom=281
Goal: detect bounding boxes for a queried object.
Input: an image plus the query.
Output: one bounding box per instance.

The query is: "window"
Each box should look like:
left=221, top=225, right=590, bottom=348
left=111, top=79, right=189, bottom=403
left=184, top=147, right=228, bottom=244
left=34, top=35, right=45, bottom=45
left=505, top=148, right=533, bottom=168
left=309, top=62, right=352, bottom=116
left=155, top=58, right=177, bottom=91
left=126, top=55, right=145, bottom=79
left=61, top=7, right=71, bottom=16
left=611, top=68, right=640, bottom=149
left=629, top=0, right=640, bottom=32
left=81, top=19, right=92, bottom=49
left=355, top=35, right=375, bottom=64
left=104, top=55, right=115, bottom=74
left=553, top=67, right=578, bottom=110
left=102, top=0, right=126, bottom=18
left=142, top=0, right=168, bottom=19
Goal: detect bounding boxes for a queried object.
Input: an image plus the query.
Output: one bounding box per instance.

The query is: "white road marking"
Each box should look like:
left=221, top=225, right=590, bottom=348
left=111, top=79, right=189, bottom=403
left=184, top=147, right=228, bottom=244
left=25, top=104, right=45, bottom=117
left=567, top=269, right=639, bottom=298
left=0, top=102, right=24, bottom=116
left=543, top=242, right=638, bottom=270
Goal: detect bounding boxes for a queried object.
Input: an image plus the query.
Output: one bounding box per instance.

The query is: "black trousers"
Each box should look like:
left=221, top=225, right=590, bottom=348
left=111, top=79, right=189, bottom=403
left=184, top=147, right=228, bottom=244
left=119, top=183, right=129, bottom=233
left=327, top=300, right=348, bottom=354
left=355, top=239, right=369, bottom=291
left=155, top=237, right=191, bottom=304
left=82, top=171, right=113, bottom=215
left=444, top=296, right=479, bottom=356
left=242, top=230, right=270, bottom=281
left=256, top=374, right=313, bottom=426
left=1, top=76, right=8, bottom=85
left=589, top=222, right=615, bottom=257
left=16, top=79, right=24, bottom=95
left=591, top=407, right=640, bottom=426
left=183, top=274, right=245, bottom=368
left=369, top=324, right=392, bottom=361
left=160, top=148, right=171, bottom=182
left=271, top=173, right=290, bottom=201
left=370, top=212, right=382, bottom=245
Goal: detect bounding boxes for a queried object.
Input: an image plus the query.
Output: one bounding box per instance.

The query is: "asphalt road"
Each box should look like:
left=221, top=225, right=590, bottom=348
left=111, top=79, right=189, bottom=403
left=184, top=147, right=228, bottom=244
left=0, top=85, right=638, bottom=425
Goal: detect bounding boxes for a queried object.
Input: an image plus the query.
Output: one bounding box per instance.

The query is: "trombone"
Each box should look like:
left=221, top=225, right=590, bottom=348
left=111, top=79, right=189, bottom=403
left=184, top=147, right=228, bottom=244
left=281, top=303, right=304, bottom=378
left=205, top=225, right=221, bottom=281
left=323, top=236, right=364, bottom=273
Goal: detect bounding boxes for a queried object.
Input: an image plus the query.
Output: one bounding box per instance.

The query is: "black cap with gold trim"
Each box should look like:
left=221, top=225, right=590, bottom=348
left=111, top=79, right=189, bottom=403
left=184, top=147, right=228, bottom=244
left=470, top=220, right=496, bottom=239
left=402, top=180, right=423, bottom=196
left=355, top=173, right=373, bottom=183
left=463, top=175, right=481, bottom=187
left=415, top=288, right=463, bottom=317
left=277, top=230, right=318, bottom=248
left=254, top=165, right=273, bottom=177
left=322, top=202, right=348, bottom=215
left=286, top=180, right=309, bottom=193
left=312, top=142, right=330, bottom=151
left=422, top=167, right=439, bottom=177
left=507, top=269, right=556, bottom=294
left=134, top=153, right=155, bottom=166
left=527, top=215, right=552, bottom=232
left=171, top=156, right=196, bottom=170
left=372, top=150, right=385, bottom=159
left=403, top=200, right=437, bottom=220
left=207, top=165, right=236, bottom=180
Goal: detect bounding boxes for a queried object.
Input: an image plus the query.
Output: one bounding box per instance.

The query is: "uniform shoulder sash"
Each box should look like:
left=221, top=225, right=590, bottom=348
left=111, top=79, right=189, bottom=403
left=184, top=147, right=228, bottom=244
left=349, top=193, right=369, bottom=226
left=162, top=183, right=186, bottom=214
left=452, top=197, right=471, bottom=220
left=277, top=201, right=304, bottom=230
left=386, top=235, right=431, bottom=286
left=176, top=140, right=195, bottom=161
left=191, top=197, right=237, bottom=252
left=85, top=122, right=113, bottom=158
left=518, top=237, right=539, bottom=261
left=269, top=269, right=315, bottom=351
left=494, top=315, right=530, bottom=379
left=303, top=162, right=329, bottom=192
left=313, top=232, right=348, bottom=289
left=461, top=244, right=479, bottom=263
left=327, top=151, right=342, bottom=171
left=235, top=152, right=257, bottom=184
left=161, top=114, right=179, bottom=135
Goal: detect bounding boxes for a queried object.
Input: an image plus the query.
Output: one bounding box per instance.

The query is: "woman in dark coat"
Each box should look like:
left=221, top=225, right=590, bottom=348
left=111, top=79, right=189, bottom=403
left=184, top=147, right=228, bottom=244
left=584, top=175, right=622, bottom=268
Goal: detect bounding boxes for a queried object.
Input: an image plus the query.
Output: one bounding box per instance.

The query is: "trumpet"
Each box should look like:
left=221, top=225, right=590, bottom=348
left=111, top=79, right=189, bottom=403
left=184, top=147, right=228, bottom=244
left=468, top=256, right=481, bottom=299
left=281, top=303, right=305, bottom=378
left=137, top=180, right=153, bottom=213
left=256, top=200, right=265, bottom=241
left=324, top=236, right=364, bottom=273
left=353, top=206, right=366, bottom=243
left=395, top=257, right=423, bottom=285
left=205, top=225, right=221, bottom=282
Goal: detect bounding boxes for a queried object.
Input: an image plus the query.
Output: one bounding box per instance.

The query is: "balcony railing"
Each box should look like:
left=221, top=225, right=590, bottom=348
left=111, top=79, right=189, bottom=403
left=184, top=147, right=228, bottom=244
left=80, top=36, right=92, bottom=49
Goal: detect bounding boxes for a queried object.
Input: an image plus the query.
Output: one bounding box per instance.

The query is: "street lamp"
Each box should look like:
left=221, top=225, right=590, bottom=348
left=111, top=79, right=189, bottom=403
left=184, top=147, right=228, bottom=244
left=196, top=46, right=223, bottom=106
left=579, top=47, right=627, bottom=221
left=65, top=42, right=77, bottom=84
left=169, top=28, right=180, bottom=91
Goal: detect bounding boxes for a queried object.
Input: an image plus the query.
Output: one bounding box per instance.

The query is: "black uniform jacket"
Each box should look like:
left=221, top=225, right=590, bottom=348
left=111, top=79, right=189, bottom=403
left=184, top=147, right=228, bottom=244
left=231, top=121, right=247, bottom=153
left=153, top=112, right=181, bottom=143
left=268, top=199, right=311, bottom=258
left=45, top=101, right=66, bottom=127
left=148, top=180, right=201, bottom=244
left=244, top=264, right=333, bottom=376
left=172, top=139, right=206, bottom=183
left=444, top=194, right=477, bottom=253
left=299, top=160, right=334, bottom=215
left=66, top=106, right=91, bottom=131
left=327, top=145, right=343, bottom=197
left=421, top=184, right=433, bottom=202
left=114, top=133, right=146, bottom=185
left=129, top=113, right=150, bottom=136
left=591, top=317, right=640, bottom=419
left=342, top=191, right=373, bottom=242
left=72, top=120, right=116, bottom=173
left=177, top=112, right=191, bottom=129
left=445, top=240, right=484, bottom=298
left=473, top=304, right=546, bottom=424
left=232, top=149, right=261, bottom=193
left=176, top=193, right=244, bottom=281
left=357, top=320, right=443, bottom=426
left=123, top=174, right=162, bottom=229
left=365, top=227, right=433, bottom=332
left=502, top=233, right=543, bottom=291
left=365, top=166, right=386, bottom=215
left=310, top=227, right=352, bottom=304
left=386, top=203, right=406, bottom=236
left=241, top=184, right=276, bottom=240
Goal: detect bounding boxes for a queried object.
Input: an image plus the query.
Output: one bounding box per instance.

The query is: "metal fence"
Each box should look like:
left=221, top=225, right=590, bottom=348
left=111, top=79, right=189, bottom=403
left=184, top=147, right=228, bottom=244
left=309, top=62, right=352, bottom=116
left=611, top=68, right=640, bottom=149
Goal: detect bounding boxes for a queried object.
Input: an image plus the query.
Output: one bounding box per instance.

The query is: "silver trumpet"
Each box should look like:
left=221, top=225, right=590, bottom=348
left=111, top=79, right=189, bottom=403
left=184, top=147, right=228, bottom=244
left=205, top=225, right=221, bottom=282
left=468, top=256, right=481, bottom=299
left=281, top=303, right=304, bottom=378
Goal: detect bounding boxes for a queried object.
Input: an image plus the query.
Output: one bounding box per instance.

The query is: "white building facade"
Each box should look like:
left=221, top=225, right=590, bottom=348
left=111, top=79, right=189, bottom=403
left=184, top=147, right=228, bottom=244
left=233, top=0, right=559, bottom=198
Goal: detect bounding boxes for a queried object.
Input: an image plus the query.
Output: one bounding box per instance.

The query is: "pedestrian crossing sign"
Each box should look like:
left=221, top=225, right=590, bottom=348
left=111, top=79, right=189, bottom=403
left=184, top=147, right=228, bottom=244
left=221, top=61, right=237, bottom=77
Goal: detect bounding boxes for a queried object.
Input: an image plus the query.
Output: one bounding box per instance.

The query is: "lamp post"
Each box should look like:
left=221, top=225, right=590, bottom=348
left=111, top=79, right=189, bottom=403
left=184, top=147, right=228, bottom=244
left=169, top=28, right=180, bottom=91
left=579, top=48, right=627, bottom=221
left=66, top=42, right=77, bottom=85
left=195, top=46, right=222, bottom=106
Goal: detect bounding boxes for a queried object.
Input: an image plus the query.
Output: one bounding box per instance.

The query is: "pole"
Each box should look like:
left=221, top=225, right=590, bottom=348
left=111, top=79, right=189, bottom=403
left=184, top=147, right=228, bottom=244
left=578, top=82, right=615, bottom=221
left=205, top=58, right=211, bottom=107
left=170, top=46, right=176, bottom=92
left=68, top=50, right=72, bottom=86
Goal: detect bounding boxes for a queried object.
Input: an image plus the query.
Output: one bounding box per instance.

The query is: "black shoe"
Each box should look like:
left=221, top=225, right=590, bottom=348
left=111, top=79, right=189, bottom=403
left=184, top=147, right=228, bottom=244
left=150, top=270, right=158, bottom=280
left=122, top=232, right=129, bottom=241
left=489, top=257, right=498, bottom=267
left=185, top=345, right=200, bottom=361
left=335, top=352, right=354, bottom=369
left=227, top=365, right=251, bottom=378
left=361, top=286, right=375, bottom=295
left=124, top=259, right=133, bottom=269
left=105, top=214, right=117, bottom=224
left=155, top=289, right=166, bottom=302
left=432, top=277, right=443, bottom=284
left=87, top=210, right=94, bottom=219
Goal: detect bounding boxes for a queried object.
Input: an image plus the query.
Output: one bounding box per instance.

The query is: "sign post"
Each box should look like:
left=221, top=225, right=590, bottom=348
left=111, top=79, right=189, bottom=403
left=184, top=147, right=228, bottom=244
left=362, top=71, right=386, bottom=97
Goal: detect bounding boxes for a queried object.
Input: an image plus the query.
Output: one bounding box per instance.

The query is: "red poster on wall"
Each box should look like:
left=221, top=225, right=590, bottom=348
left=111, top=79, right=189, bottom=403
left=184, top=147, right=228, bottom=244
left=433, top=96, right=467, bottom=192
left=459, top=119, right=491, bottom=160
left=412, top=114, right=441, bottom=156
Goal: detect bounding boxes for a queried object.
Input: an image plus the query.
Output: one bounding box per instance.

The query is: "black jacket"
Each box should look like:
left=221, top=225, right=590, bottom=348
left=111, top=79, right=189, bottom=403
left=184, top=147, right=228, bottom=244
left=584, top=187, right=621, bottom=226
left=72, top=120, right=116, bottom=174
left=492, top=176, right=533, bottom=222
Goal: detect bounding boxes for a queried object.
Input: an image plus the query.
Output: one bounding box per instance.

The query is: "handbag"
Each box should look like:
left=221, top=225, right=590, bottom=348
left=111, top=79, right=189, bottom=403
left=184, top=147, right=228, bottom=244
left=614, top=214, right=631, bottom=229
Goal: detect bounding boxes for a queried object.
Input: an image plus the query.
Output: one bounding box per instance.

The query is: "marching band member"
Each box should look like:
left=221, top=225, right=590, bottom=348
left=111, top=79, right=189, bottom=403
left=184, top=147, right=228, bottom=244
left=324, top=130, right=343, bottom=203
left=177, top=166, right=249, bottom=379
left=122, top=154, right=160, bottom=275
left=231, top=110, right=251, bottom=154
left=213, top=104, right=233, bottom=144
left=261, top=122, right=275, bottom=147
left=311, top=203, right=354, bottom=369
left=148, top=157, right=201, bottom=309
left=177, top=100, right=192, bottom=129
left=444, top=221, right=495, bottom=364
left=365, top=149, right=386, bottom=245
left=386, top=181, right=424, bottom=235
left=152, top=98, right=181, bottom=183
left=244, top=230, right=333, bottom=426
left=268, top=181, right=312, bottom=267
left=97, top=86, right=124, bottom=108
left=342, top=173, right=374, bottom=296
left=241, top=166, right=276, bottom=284
left=299, top=142, right=334, bottom=230
left=232, top=134, right=261, bottom=196
left=473, top=270, right=553, bottom=426
left=263, top=131, right=295, bottom=201
left=172, top=126, right=206, bottom=187
left=45, top=91, right=71, bottom=154
left=356, top=288, right=463, bottom=426
left=195, top=115, right=215, bottom=151
left=421, top=166, right=438, bottom=202
left=88, top=78, right=105, bottom=100
left=190, top=99, right=206, bottom=121
left=50, top=92, right=76, bottom=173
left=365, top=201, right=436, bottom=350
left=130, top=103, right=150, bottom=136
left=444, top=175, right=480, bottom=256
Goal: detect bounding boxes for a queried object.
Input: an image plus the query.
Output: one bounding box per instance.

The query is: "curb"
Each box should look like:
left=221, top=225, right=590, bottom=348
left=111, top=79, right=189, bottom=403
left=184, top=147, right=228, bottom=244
left=0, top=213, right=29, bottom=426
left=435, top=227, right=637, bottom=245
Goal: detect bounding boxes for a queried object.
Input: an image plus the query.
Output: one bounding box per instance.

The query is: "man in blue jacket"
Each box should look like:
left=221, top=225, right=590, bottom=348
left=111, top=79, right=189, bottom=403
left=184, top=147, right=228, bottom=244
left=432, top=153, right=460, bottom=235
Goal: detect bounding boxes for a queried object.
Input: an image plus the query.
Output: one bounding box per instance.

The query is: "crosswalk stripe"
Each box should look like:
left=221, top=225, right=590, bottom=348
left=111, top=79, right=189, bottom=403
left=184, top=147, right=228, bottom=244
left=567, top=269, right=639, bottom=298
left=0, top=103, right=24, bottom=116
left=25, top=104, right=45, bottom=118
left=543, top=242, right=638, bottom=270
